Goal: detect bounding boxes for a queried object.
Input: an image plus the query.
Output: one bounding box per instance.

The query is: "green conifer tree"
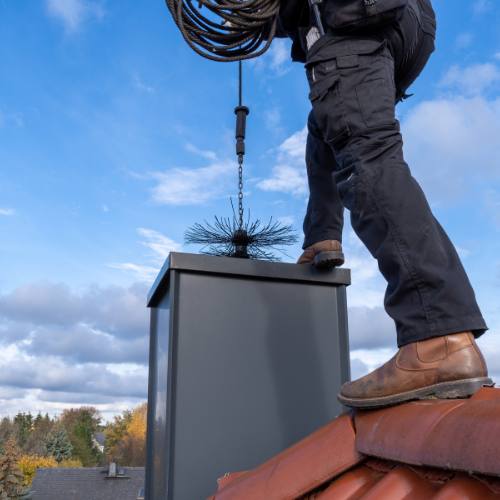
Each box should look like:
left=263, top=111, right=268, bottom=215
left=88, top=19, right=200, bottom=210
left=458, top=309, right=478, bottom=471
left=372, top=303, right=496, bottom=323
left=13, top=413, right=33, bottom=450
left=45, top=428, right=73, bottom=463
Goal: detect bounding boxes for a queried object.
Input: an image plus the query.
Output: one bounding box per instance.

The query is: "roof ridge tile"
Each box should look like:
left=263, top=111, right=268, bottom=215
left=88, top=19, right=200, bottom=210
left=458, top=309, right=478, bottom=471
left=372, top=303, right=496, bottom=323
left=355, top=388, right=500, bottom=477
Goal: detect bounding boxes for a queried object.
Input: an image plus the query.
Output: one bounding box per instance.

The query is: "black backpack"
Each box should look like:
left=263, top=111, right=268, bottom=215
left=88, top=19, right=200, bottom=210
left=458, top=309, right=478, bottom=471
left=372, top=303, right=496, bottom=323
left=322, top=0, right=409, bottom=32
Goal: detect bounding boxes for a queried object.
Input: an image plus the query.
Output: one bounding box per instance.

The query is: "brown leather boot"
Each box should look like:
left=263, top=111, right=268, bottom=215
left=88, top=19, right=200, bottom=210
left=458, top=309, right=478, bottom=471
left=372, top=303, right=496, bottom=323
left=297, top=240, right=344, bottom=269
left=338, top=332, right=493, bottom=409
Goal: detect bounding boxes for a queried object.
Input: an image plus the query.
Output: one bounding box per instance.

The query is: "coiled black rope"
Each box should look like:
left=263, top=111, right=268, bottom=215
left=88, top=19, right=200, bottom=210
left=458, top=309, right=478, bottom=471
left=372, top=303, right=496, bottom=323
left=165, top=0, right=281, bottom=62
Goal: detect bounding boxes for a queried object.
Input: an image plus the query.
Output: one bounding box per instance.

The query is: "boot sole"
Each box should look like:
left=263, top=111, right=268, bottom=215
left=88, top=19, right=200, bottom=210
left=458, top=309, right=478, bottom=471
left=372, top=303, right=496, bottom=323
left=338, top=377, right=495, bottom=409
left=313, top=251, right=345, bottom=269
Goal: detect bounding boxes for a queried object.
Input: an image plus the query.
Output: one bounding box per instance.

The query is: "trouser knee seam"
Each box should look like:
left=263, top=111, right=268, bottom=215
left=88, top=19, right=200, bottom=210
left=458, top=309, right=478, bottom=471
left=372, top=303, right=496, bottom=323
left=360, top=176, right=434, bottom=325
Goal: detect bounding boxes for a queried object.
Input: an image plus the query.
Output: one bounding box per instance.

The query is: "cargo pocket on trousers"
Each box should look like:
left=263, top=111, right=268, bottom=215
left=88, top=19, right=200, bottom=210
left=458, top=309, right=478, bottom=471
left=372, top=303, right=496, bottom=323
left=355, top=76, right=396, bottom=129
left=308, top=74, right=351, bottom=150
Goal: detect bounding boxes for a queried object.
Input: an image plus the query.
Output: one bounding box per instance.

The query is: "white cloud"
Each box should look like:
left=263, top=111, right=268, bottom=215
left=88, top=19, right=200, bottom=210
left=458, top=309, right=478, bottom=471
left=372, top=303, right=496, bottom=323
left=0, top=346, right=147, bottom=400
left=46, top=0, right=104, bottom=33
left=150, top=159, right=234, bottom=205
left=269, top=39, right=291, bottom=75
left=347, top=256, right=385, bottom=307
left=0, top=282, right=150, bottom=418
left=350, top=347, right=398, bottom=379
left=350, top=357, right=370, bottom=380
left=264, top=107, right=284, bottom=135
left=184, top=143, right=217, bottom=161
left=348, top=307, right=395, bottom=350
left=0, top=282, right=148, bottom=339
left=252, top=38, right=292, bottom=77
left=108, top=262, right=159, bottom=282
left=257, top=127, right=308, bottom=196
left=258, top=164, right=307, bottom=196
left=137, top=227, right=182, bottom=264
left=340, top=225, right=386, bottom=309
left=110, top=228, right=182, bottom=281
left=402, top=96, right=500, bottom=201
left=0, top=208, right=15, bottom=216
left=439, top=63, right=500, bottom=96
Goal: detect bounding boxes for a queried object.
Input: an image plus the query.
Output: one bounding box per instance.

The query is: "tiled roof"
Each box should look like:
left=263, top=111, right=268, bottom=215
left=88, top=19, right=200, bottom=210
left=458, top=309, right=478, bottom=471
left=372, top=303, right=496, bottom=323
left=31, top=467, right=145, bottom=500
left=209, top=388, right=500, bottom=500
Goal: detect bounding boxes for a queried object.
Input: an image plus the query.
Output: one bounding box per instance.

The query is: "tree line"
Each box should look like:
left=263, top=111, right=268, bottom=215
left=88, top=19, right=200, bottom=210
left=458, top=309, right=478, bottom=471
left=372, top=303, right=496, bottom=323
left=0, top=403, right=147, bottom=498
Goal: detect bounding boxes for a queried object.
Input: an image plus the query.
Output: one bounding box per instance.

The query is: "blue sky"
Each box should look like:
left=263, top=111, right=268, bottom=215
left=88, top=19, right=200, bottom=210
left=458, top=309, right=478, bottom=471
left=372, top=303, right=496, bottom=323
left=0, top=0, right=499, bottom=419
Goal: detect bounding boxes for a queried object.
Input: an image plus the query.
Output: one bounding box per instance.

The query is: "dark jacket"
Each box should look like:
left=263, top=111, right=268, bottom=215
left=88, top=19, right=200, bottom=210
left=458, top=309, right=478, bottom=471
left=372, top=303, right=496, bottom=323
left=277, top=0, right=408, bottom=62
left=275, top=0, right=311, bottom=62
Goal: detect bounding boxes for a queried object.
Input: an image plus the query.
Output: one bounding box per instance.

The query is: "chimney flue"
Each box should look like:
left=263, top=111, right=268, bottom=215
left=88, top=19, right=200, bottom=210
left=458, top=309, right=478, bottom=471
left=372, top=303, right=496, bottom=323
left=108, top=462, right=117, bottom=478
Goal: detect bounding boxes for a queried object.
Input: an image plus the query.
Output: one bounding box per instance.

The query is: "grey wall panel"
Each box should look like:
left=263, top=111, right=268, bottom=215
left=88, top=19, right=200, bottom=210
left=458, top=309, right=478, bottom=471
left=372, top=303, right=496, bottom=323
left=147, top=293, right=171, bottom=500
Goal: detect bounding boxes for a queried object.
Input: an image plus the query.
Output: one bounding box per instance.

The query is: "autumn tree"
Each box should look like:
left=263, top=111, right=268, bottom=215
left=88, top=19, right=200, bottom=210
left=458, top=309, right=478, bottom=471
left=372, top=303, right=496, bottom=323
left=17, top=455, right=57, bottom=488
left=105, top=403, right=147, bottom=466
left=104, top=410, right=132, bottom=456
left=0, top=438, right=27, bottom=499
left=17, top=455, right=82, bottom=488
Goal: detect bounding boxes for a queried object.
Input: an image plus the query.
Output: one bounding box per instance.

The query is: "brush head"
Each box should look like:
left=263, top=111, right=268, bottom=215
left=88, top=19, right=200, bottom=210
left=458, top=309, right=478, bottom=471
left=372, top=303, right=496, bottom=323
left=185, top=211, right=298, bottom=261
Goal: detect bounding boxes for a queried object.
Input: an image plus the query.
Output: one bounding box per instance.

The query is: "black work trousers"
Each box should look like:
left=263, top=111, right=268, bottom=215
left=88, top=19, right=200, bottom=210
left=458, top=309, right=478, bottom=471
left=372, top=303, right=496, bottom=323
left=303, top=0, right=487, bottom=346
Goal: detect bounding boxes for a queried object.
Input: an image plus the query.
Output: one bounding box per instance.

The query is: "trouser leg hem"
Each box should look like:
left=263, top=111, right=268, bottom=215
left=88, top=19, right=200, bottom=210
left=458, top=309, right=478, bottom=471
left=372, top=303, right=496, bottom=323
left=303, top=231, right=343, bottom=250
left=397, top=316, right=488, bottom=347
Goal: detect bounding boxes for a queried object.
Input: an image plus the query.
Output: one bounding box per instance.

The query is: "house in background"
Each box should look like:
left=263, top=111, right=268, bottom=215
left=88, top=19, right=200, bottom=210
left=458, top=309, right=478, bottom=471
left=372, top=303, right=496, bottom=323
left=30, top=463, right=144, bottom=500
left=93, top=432, right=106, bottom=454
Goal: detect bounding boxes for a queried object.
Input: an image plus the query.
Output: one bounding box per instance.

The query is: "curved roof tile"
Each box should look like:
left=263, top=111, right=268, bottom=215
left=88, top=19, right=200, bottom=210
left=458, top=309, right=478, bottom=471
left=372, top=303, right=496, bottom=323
left=210, top=388, right=500, bottom=500
left=355, top=388, right=500, bottom=477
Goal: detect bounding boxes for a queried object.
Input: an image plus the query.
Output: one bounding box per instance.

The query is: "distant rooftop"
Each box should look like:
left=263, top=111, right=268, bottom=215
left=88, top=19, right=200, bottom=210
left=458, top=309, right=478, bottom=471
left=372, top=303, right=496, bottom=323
left=31, top=466, right=145, bottom=500
left=209, top=387, right=500, bottom=499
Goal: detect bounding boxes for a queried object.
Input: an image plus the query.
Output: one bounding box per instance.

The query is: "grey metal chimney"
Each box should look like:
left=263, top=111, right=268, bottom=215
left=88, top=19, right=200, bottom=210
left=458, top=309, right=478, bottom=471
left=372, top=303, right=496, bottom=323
left=145, top=252, right=351, bottom=500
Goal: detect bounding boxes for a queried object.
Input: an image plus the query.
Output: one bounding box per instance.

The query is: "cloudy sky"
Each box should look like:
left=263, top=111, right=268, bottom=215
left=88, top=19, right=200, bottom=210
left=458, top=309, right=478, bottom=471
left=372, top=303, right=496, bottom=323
left=0, top=0, right=499, bottom=420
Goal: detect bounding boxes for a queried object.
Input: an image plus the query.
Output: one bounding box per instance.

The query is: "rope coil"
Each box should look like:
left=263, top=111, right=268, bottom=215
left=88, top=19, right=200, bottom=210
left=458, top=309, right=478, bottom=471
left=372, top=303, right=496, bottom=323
left=165, top=0, right=281, bottom=61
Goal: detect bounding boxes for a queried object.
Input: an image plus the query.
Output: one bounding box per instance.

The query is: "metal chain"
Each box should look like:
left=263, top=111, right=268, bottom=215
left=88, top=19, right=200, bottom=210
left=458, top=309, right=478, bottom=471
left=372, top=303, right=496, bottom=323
left=237, top=60, right=245, bottom=229
left=238, top=155, right=244, bottom=228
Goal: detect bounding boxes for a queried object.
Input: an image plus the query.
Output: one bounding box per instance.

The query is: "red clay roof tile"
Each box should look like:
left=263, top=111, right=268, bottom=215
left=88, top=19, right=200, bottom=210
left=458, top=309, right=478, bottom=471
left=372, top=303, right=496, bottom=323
left=209, top=414, right=363, bottom=500
left=307, top=462, right=500, bottom=500
left=432, top=476, right=499, bottom=500
left=356, top=466, right=438, bottom=500
left=312, top=465, right=382, bottom=499
left=355, top=388, right=500, bottom=477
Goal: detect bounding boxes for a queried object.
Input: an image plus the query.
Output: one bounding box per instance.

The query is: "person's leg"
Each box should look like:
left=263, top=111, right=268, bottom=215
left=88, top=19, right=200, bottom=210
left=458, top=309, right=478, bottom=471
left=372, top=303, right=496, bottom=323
left=302, top=112, right=344, bottom=249
left=305, top=20, right=489, bottom=406
left=298, top=111, right=345, bottom=268
left=307, top=23, right=487, bottom=347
